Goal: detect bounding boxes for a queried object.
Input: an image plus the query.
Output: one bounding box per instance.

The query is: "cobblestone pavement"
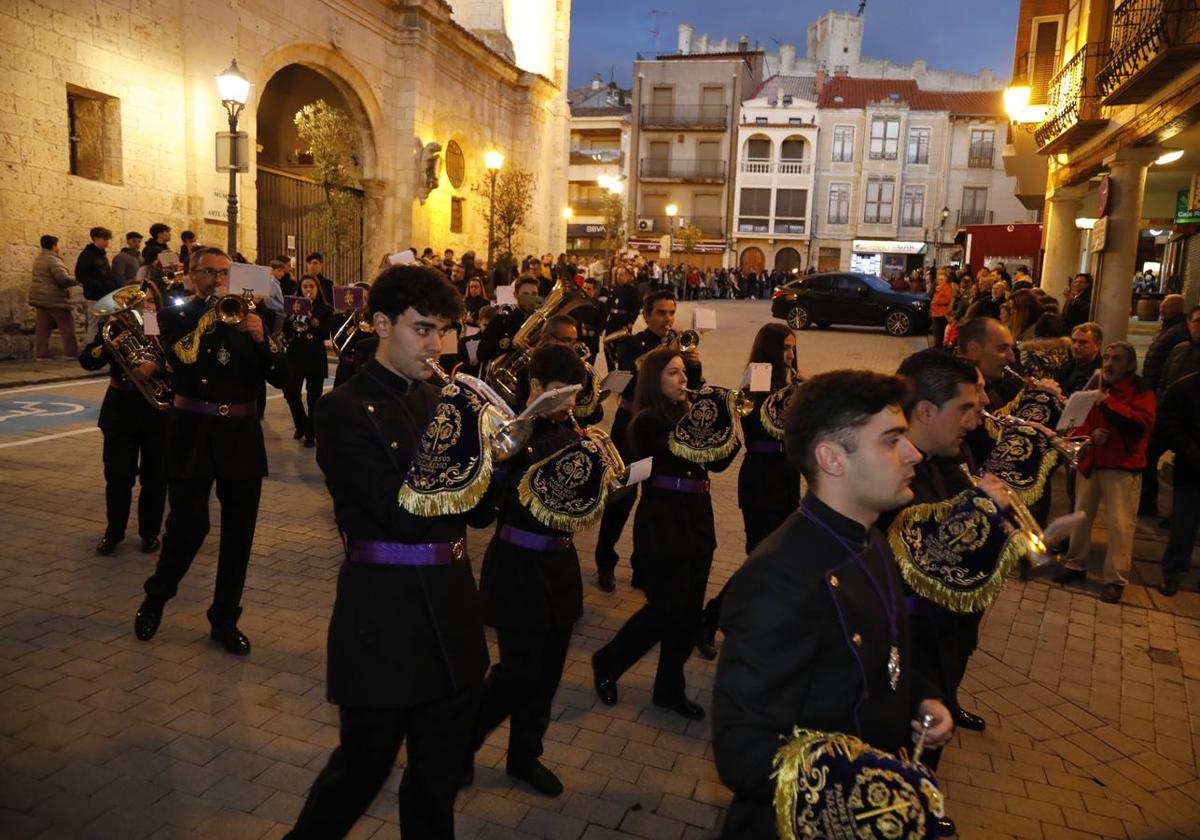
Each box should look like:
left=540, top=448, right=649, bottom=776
left=2, top=301, right=1199, bottom=839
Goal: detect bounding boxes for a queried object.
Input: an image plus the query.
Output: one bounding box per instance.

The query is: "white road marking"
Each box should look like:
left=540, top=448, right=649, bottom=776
left=0, top=377, right=108, bottom=395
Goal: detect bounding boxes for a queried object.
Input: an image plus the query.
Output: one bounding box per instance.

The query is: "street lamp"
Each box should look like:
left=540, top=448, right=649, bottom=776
left=216, top=60, right=251, bottom=258
left=665, top=204, right=678, bottom=262
left=934, top=206, right=950, bottom=268
left=484, top=150, right=504, bottom=270
left=562, top=207, right=574, bottom=220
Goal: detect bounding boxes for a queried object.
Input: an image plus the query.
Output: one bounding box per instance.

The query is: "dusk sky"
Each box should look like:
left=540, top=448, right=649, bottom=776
left=568, top=1, right=1019, bottom=89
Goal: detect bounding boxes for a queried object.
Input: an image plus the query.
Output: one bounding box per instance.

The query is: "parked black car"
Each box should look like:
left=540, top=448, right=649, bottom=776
left=770, top=272, right=931, bottom=336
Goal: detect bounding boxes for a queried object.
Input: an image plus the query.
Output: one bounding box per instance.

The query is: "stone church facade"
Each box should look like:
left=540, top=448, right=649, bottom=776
left=0, top=0, right=570, bottom=349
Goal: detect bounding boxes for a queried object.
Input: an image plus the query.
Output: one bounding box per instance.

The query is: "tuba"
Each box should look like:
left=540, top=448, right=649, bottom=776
left=94, top=285, right=172, bottom=410
left=486, top=277, right=591, bottom=406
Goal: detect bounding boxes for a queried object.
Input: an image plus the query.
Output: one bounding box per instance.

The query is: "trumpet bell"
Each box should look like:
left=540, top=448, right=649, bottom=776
left=677, top=329, right=700, bottom=353
left=216, top=294, right=248, bottom=325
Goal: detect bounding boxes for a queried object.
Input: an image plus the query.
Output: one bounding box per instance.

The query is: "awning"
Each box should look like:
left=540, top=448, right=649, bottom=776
left=851, top=239, right=927, bottom=255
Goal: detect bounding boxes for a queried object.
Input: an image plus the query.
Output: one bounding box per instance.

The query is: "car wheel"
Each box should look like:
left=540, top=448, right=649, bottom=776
left=884, top=310, right=913, bottom=337
left=786, top=305, right=811, bottom=330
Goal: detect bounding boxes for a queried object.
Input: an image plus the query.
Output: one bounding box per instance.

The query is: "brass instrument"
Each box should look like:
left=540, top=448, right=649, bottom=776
left=1003, top=365, right=1066, bottom=406
left=959, top=464, right=1054, bottom=568
left=94, top=285, right=172, bottom=410
left=569, top=414, right=629, bottom=493
left=634, top=328, right=702, bottom=370
left=215, top=289, right=256, bottom=325
left=332, top=310, right=374, bottom=354
left=684, top=385, right=754, bottom=418
left=982, top=409, right=1091, bottom=470
left=487, top=278, right=592, bottom=406
left=424, top=356, right=534, bottom=462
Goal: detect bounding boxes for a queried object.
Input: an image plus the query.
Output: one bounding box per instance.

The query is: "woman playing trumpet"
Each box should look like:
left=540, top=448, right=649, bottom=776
left=283, top=275, right=333, bottom=448
left=591, top=347, right=738, bottom=721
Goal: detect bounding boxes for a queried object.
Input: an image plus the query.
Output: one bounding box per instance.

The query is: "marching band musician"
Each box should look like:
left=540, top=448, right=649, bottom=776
left=79, top=283, right=168, bottom=557
left=465, top=345, right=597, bottom=798
left=696, top=323, right=801, bottom=659
left=591, top=347, right=735, bottom=721
left=287, top=266, right=492, bottom=840
left=573, top=277, right=607, bottom=360
left=476, top=275, right=541, bottom=367
left=713, top=371, right=953, bottom=839
left=601, top=266, right=639, bottom=366
left=134, top=247, right=288, bottom=655
left=593, top=291, right=702, bottom=592
left=332, top=282, right=374, bottom=387
left=282, top=275, right=333, bottom=448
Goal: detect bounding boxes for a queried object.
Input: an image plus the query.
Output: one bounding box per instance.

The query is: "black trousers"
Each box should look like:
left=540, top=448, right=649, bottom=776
left=102, top=426, right=166, bottom=542
left=144, top=475, right=262, bottom=623
left=908, top=608, right=982, bottom=770
left=287, top=686, right=481, bottom=840
left=593, top=552, right=712, bottom=702
left=284, top=373, right=324, bottom=439
left=594, top=484, right=637, bottom=574
left=472, top=624, right=572, bottom=768
left=1139, top=428, right=1166, bottom=514
left=701, top=508, right=790, bottom=639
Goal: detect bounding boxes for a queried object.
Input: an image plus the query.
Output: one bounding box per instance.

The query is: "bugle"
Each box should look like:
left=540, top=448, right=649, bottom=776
left=959, top=464, right=1055, bottom=568
left=982, top=409, right=1091, bottom=469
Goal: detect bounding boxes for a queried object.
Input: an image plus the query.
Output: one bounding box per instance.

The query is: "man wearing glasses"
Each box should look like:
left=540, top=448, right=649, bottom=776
left=134, top=247, right=288, bottom=654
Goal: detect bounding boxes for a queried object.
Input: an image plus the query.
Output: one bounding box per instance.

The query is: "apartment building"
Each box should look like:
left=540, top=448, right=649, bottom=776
left=566, top=77, right=632, bottom=256
left=1003, top=0, right=1200, bottom=343
left=627, top=44, right=765, bottom=268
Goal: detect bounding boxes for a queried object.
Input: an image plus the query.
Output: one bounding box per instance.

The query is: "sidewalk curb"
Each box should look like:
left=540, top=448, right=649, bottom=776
left=0, top=371, right=108, bottom=390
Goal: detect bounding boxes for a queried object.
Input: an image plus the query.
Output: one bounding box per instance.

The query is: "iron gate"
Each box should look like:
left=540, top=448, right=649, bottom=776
left=256, top=165, right=365, bottom=284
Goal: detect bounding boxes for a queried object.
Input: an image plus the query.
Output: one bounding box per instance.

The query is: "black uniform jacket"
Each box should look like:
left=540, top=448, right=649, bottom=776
left=629, top=410, right=736, bottom=558
left=478, top=419, right=585, bottom=632
left=314, top=358, right=491, bottom=709
left=284, top=299, right=333, bottom=379
left=78, top=331, right=168, bottom=433
left=713, top=494, right=940, bottom=839
left=965, top=374, right=1022, bottom=466
left=604, top=283, right=638, bottom=334
left=159, top=298, right=287, bottom=480
left=736, top=393, right=801, bottom=513
left=609, top=330, right=703, bottom=459
left=573, top=299, right=607, bottom=358
left=477, top=307, right=531, bottom=367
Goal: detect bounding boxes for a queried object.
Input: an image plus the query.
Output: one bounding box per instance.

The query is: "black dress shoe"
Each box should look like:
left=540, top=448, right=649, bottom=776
left=134, top=600, right=163, bottom=641
left=507, top=759, right=563, bottom=797
left=1159, top=579, right=1180, bottom=597
left=293, top=429, right=305, bottom=440
left=592, top=653, right=618, bottom=706
left=653, top=696, right=705, bottom=720
left=210, top=623, right=251, bottom=655
left=597, top=569, right=616, bottom=593
left=952, top=708, right=986, bottom=732
left=694, top=637, right=718, bottom=661
left=96, top=536, right=119, bottom=555
left=936, top=816, right=957, bottom=836
left=140, top=536, right=160, bottom=553
left=303, top=437, right=315, bottom=449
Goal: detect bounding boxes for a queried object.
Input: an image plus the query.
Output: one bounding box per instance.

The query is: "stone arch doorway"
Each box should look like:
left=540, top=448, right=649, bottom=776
left=775, top=247, right=802, bottom=274
left=740, top=246, right=765, bottom=274
left=255, top=61, right=377, bottom=283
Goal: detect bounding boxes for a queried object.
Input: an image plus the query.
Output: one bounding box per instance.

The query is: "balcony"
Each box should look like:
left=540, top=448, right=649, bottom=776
left=1014, top=49, right=1062, bottom=105
left=957, top=209, right=994, bottom=226
left=639, top=104, right=728, bottom=130
left=1098, top=0, right=1200, bottom=105
left=968, top=149, right=995, bottom=169
left=638, top=215, right=726, bottom=236
left=567, top=198, right=614, bottom=214
left=569, top=149, right=625, bottom=167
left=1034, top=45, right=1110, bottom=153
left=639, top=158, right=727, bottom=182
left=737, top=159, right=812, bottom=175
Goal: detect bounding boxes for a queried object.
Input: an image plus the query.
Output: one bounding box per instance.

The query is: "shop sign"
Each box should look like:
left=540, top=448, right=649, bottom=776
left=851, top=239, right=927, bottom=255
left=1175, top=190, right=1200, bottom=224
left=1090, top=216, right=1108, bottom=253
left=567, top=223, right=607, bottom=237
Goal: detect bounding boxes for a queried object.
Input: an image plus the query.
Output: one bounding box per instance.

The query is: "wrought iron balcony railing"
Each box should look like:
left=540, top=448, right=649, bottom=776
left=1097, top=0, right=1200, bottom=105
left=569, top=149, right=625, bottom=166
left=638, top=215, right=727, bottom=236
left=640, top=158, right=727, bottom=181
left=639, top=104, right=728, bottom=129
left=1034, top=44, right=1109, bottom=153
left=1013, top=49, right=1063, bottom=105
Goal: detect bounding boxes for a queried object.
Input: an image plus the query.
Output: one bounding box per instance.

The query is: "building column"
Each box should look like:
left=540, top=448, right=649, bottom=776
left=1040, top=184, right=1087, bottom=295
left=1096, top=148, right=1159, bottom=345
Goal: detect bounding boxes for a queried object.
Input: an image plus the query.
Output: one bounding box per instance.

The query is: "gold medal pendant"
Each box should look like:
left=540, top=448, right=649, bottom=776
left=888, top=645, right=901, bottom=691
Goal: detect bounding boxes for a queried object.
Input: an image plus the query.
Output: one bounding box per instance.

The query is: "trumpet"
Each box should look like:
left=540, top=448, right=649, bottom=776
left=215, top=288, right=256, bottom=325
left=1003, top=365, right=1065, bottom=406
left=683, top=385, right=755, bottom=417
left=959, top=464, right=1054, bottom=568
left=635, top=328, right=701, bottom=370
left=423, top=356, right=533, bottom=462
left=981, top=409, right=1091, bottom=469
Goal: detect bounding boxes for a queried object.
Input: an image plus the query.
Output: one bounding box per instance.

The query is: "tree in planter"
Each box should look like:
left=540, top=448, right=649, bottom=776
left=677, top=222, right=703, bottom=256
left=599, top=192, right=628, bottom=257
left=472, top=165, right=536, bottom=263
left=294, top=100, right=362, bottom=264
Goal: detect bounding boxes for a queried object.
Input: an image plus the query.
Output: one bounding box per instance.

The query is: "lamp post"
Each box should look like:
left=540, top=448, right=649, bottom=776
left=936, top=205, right=950, bottom=268
left=665, top=203, right=678, bottom=264
left=484, top=150, right=504, bottom=270
left=216, top=60, right=251, bottom=258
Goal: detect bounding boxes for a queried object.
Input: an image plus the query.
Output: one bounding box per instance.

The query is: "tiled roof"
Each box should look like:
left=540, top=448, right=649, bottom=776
left=751, top=75, right=819, bottom=102
left=816, top=77, right=1005, bottom=115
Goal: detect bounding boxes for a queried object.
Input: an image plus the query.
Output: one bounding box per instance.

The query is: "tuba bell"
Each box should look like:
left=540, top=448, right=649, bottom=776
left=486, top=277, right=591, bottom=407
left=94, top=285, right=172, bottom=410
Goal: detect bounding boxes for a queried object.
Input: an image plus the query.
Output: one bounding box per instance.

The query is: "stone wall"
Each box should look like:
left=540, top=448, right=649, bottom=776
left=0, top=0, right=570, bottom=355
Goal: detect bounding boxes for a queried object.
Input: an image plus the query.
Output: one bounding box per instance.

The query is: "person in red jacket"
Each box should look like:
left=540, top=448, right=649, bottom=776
left=1052, top=342, right=1156, bottom=602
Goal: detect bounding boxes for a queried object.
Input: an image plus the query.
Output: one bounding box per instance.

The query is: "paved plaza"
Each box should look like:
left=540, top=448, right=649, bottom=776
left=1, top=301, right=1199, bottom=839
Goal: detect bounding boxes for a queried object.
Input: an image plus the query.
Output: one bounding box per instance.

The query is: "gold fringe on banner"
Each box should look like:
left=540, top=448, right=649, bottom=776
left=669, top=388, right=742, bottom=464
